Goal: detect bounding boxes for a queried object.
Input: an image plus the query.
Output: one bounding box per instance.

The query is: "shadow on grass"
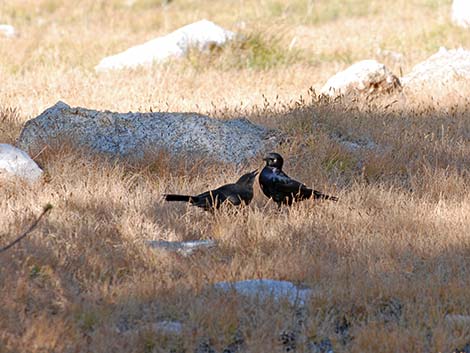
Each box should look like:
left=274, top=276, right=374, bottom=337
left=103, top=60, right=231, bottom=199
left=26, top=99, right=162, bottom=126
left=3, top=93, right=470, bottom=351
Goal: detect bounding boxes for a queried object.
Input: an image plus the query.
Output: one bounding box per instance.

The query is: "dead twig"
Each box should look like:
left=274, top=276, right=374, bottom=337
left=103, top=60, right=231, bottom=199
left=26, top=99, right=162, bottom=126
left=0, top=204, right=53, bottom=253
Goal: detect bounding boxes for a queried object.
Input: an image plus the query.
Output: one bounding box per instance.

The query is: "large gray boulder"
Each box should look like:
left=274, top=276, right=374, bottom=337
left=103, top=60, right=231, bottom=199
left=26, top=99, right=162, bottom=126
left=17, top=102, right=281, bottom=164
left=401, top=47, right=470, bottom=93
left=0, top=144, right=43, bottom=183
left=95, top=19, right=236, bottom=71
left=320, top=60, right=400, bottom=98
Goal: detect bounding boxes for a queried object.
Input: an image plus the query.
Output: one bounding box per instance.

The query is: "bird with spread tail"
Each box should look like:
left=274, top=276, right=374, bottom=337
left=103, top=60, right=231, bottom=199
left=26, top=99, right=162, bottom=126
left=259, top=152, right=338, bottom=206
left=164, top=170, right=258, bottom=211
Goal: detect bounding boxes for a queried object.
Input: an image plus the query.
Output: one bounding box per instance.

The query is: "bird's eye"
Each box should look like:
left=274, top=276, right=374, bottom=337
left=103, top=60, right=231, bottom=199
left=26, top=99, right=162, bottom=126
left=273, top=159, right=277, bottom=163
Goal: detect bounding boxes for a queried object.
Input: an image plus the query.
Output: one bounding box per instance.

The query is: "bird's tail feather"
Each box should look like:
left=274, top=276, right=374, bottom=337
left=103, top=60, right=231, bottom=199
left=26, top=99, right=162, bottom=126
left=164, top=194, right=192, bottom=202
left=313, top=190, right=338, bottom=202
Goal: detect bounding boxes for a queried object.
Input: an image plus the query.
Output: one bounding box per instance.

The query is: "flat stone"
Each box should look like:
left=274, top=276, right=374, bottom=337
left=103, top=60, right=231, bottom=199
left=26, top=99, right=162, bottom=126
left=214, top=279, right=312, bottom=306
left=117, top=320, right=183, bottom=336
left=152, top=320, right=183, bottom=335
left=147, top=239, right=216, bottom=256
left=445, top=314, right=470, bottom=325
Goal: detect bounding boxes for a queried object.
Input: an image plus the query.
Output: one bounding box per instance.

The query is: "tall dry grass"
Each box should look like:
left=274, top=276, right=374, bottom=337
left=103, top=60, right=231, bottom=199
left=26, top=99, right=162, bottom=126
left=2, top=0, right=470, bottom=352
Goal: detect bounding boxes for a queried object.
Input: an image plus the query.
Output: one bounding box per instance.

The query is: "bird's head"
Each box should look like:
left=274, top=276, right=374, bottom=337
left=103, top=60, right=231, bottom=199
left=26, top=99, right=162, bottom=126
left=236, top=169, right=258, bottom=186
left=263, top=152, right=284, bottom=169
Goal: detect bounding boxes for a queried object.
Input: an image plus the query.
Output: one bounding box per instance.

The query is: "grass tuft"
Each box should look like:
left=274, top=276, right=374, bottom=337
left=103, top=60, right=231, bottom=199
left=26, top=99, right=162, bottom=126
left=186, top=31, right=302, bottom=71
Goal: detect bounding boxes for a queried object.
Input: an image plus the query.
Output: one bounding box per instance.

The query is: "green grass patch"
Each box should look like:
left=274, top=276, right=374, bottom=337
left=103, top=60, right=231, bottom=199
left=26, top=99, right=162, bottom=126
left=421, top=0, right=449, bottom=10
left=187, top=31, right=302, bottom=71
left=235, top=32, right=301, bottom=69
left=126, top=0, right=172, bottom=9
left=314, top=48, right=358, bottom=65
left=296, top=0, right=379, bottom=25
left=416, top=23, right=470, bottom=54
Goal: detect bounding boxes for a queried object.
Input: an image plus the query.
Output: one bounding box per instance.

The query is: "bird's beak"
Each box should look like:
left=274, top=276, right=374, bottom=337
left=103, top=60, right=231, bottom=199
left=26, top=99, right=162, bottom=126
left=251, top=169, right=259, bottom=176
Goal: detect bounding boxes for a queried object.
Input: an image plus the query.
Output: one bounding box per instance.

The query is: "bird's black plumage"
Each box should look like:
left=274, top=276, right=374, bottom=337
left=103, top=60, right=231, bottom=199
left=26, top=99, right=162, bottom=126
left=164, top=170, right=258, bottom=211
left=259, top=152, right=338, bottom=206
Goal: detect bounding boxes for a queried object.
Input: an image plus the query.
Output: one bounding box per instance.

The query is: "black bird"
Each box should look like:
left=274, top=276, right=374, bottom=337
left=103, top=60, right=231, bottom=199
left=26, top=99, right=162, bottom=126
left=164, top=170, right=258, bottom=211
left=259, top=152, right=338, bottom=206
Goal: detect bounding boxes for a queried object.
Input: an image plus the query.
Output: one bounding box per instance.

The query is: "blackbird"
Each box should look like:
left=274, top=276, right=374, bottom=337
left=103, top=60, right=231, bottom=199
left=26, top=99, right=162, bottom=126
left=259, top=152, right=338, bottom=206
left=164, top=169, right=258, bottom=211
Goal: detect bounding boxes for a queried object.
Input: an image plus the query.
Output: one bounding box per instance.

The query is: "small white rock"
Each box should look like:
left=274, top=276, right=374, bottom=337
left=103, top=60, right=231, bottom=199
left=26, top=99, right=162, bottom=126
left=0, top=24, right=15, bottom=38
left=95, top=19, right=236, bottom=71
left=321, top=60, right=400, bottom=98
left=118, top=320, right=183, bottom=336
left=214, top=279, right=312, bottom=306
left=445, top=314, right=470, bottom=325
left=401, top=47, right=470, bottom=89
left=0, top=144, right=43, bottom=183
left=147, top=239, right=216, bottom=256
left=452, top=0, right=470, bottom=28
left=153, top=320, right=183, bottom=335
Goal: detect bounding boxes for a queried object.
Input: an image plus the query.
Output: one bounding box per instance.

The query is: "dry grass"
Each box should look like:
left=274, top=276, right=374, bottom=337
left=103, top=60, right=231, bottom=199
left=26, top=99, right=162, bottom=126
left=2, top=0, right=470, bottom=352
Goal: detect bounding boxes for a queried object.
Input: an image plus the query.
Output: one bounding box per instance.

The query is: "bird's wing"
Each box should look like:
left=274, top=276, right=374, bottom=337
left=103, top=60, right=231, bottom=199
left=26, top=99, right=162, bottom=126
left=191, top=189, right=224, bottom=208
left=215, top=184, right=243, bottom=205
left=271, top=170, right=308, bottom=194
